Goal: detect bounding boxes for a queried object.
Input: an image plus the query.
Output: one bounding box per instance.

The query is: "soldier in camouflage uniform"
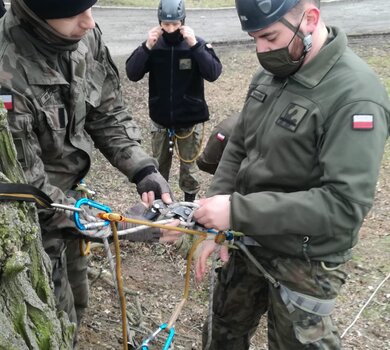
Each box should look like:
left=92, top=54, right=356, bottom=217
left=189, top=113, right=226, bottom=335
left=193, top=0, right=390, bottom=349
left=0, top=0, right=173, bottom=341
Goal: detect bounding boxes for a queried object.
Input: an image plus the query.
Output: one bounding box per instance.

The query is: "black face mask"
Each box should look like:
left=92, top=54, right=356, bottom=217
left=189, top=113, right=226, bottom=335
left=162, top=29, right=184, bottom=45
left=256, top=33, right=305, bottom=79
left=257, top=16, right=312, bottom=79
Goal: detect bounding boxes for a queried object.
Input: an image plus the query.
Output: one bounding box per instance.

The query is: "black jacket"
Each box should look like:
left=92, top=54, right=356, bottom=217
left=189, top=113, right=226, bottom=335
left=0, top=0, right=6, bottom=18
left=126, top=36, right=222, bottom=128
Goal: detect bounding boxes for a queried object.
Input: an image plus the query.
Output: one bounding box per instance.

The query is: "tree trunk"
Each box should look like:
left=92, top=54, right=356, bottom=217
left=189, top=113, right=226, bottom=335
left=0, top=106, right=74, bottom=349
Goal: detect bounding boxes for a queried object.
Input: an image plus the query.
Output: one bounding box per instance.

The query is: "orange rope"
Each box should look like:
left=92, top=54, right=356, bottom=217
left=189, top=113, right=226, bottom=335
left=111, top=222, right=128, bottom=350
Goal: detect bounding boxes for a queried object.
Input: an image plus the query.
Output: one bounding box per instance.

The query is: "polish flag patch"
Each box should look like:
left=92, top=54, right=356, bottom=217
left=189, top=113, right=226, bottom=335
left=352, top=114, right=374, bottom=130
left=216, top=132, right=226, bottom=141
left=0, top=94, right=13, bottom=111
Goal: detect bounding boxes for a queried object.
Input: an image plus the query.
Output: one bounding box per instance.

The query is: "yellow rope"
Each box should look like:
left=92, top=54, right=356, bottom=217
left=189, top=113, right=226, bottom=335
left=167, top=235, right=206, bottom=330
left=173, top=123, right=205, bottom=163
left=96, top=212, right=240, bottom=342
left=98, top=212, right=209, bottom=238
left=111, top=221, right=128, bottom=350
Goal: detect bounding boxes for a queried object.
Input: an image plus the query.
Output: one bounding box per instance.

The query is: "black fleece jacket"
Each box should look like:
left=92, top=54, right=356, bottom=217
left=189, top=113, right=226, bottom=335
left=126, top=36, right=222, bottom=128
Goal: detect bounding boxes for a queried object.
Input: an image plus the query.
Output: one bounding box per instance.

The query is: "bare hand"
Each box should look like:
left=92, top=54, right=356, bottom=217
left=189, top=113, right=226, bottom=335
left=195, top=240, right=229, bottom=282
left=180, top=25, right=197, bottom=47
left=194, top=195, right=231, bottom=230
left=146, top=26, right=162, bottom=49
left=141, top=191, right=172, bottom=205
left=159, top=219, right=183, bottom=243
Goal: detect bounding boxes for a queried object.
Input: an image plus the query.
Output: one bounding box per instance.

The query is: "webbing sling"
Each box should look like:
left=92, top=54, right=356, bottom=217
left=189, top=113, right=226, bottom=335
left=0, top=182, right=81, bottom=212
left=279, top=284, right=336, bottom=316
left=0, top=182, right=53, bottom=208
left=234, top=240, right=336, bottom=316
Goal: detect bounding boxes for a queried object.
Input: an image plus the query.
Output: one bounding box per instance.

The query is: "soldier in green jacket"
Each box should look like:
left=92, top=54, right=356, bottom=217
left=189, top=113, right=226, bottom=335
left=193, top=0, right=390, bottom=349
left=0, top=0, right=173, bottom=342
left=196, top=112, right=239, bottom=175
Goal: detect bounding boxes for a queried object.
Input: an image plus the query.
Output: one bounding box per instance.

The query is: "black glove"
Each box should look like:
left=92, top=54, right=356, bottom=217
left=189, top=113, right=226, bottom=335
left=133, top=166, right=171, bottom=199
left=117, top=202, right=161, bottom=242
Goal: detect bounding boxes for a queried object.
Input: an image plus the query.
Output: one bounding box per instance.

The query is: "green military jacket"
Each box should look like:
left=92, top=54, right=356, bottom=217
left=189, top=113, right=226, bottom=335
left=197, top=112, right=239, bottom=174
left=208, top=27, right=390, bottom=263
left=0, top=8, right=156, bottom=234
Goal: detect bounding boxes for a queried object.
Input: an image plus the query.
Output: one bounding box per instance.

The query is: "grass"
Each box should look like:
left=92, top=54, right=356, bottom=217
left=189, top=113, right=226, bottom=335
left=366, top=56, right=390, bottom=94
left=96, top=0, right=235, bottom=8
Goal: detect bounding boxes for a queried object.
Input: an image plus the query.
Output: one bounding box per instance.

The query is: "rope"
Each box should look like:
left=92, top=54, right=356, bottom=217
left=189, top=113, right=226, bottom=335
left=172, top=124, right=205, bottom=163
left=98, top=212, right=211, bottom=238
left=97, top=210, right=243, bottom=348
left=341, top=271, right=390, bottom=338
left=111, top=222, right=128, bottom=350
left=167, top=235, right=206, bottom=330
left=204, top=247, right=220, bottom=350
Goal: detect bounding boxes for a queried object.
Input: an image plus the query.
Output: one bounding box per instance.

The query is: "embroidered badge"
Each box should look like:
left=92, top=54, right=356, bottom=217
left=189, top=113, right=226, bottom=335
left=250, top=89, right=267, bottom=103
left=216, top=132, right=225, bottom=141
left=352, top=114, right=374, bottom=130
left=39, top=90, right=52, bottom=106
left=276, top=103, right=308, bottom=132
left=179, top=58, right=192, bottom=70
left=0, top=93, right=14, bottom=111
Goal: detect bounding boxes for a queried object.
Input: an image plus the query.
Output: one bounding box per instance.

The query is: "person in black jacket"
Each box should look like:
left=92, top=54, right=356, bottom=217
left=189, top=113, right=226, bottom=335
left=0, top=0, right=6, bottom=18
left=126, top=0, right=222, bottom=202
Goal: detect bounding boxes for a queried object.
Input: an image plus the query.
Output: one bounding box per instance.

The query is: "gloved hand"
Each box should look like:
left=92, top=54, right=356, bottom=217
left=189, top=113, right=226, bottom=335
left=116, top=202, right=182, bottom=243
left=133, top=166, right=172, bottom=203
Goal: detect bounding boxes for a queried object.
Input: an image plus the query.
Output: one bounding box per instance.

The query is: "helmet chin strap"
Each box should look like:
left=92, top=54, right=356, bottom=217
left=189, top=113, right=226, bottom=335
left=279, top=16, right=312, bottom=53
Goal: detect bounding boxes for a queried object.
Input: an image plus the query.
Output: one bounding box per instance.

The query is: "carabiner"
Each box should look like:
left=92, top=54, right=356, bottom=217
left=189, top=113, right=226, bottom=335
left=73, top=198, right=112, bottom=230
left=140, top=323, right=175, bottom=350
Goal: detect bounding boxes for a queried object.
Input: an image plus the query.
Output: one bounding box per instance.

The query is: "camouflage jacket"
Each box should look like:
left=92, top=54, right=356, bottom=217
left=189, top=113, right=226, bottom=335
left=0, top=8, right=157, bottom=234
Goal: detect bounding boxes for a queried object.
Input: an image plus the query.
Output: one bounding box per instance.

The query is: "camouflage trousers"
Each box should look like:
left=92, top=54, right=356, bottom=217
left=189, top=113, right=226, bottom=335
left=202, top=247, right=347, bottom=350
left=151, top=122, right=201, bottom=196
left=43, top=236, right=89, bottom=331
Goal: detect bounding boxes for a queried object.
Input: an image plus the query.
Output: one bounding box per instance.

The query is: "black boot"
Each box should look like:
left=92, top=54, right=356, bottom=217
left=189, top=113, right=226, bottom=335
left=184, top=192, right=196, bottom=202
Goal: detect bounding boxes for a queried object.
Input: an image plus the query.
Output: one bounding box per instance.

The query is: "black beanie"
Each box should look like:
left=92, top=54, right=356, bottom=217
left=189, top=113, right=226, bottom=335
left=23, top=0, right=98, bottom=20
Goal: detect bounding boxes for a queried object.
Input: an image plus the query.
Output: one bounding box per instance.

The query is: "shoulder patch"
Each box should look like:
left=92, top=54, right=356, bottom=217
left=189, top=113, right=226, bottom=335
left=206, top=43, right=213, bottom=49
left=0, top=88, right=14, bottom=111
left=352, top=114, right=374, bottom=130
left=276, top=103, right=308, bottom=132
left=216, top=132, right=226, bottom=141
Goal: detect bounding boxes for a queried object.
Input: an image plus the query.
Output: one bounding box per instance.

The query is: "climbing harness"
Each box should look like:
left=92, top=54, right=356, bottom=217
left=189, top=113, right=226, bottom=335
left=167, top=124, right=205, bottom=163
left=233, top=240, right=336, bottom=316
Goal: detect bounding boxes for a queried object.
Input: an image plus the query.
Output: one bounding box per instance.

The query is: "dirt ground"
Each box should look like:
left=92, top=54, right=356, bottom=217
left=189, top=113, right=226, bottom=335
left=77, top=34, right=390, bottom=350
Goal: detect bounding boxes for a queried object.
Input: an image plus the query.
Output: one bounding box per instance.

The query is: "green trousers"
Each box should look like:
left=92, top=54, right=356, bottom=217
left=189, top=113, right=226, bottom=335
left=151, top=122, right=201, bottom=195
left=202, top=247, right=347, bottom=350
left=44, top=237, right=89, bottom=331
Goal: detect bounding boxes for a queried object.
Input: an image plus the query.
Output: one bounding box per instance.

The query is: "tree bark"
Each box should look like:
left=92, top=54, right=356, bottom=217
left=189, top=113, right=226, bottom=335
left=0, top=105, right=74, bottom=349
